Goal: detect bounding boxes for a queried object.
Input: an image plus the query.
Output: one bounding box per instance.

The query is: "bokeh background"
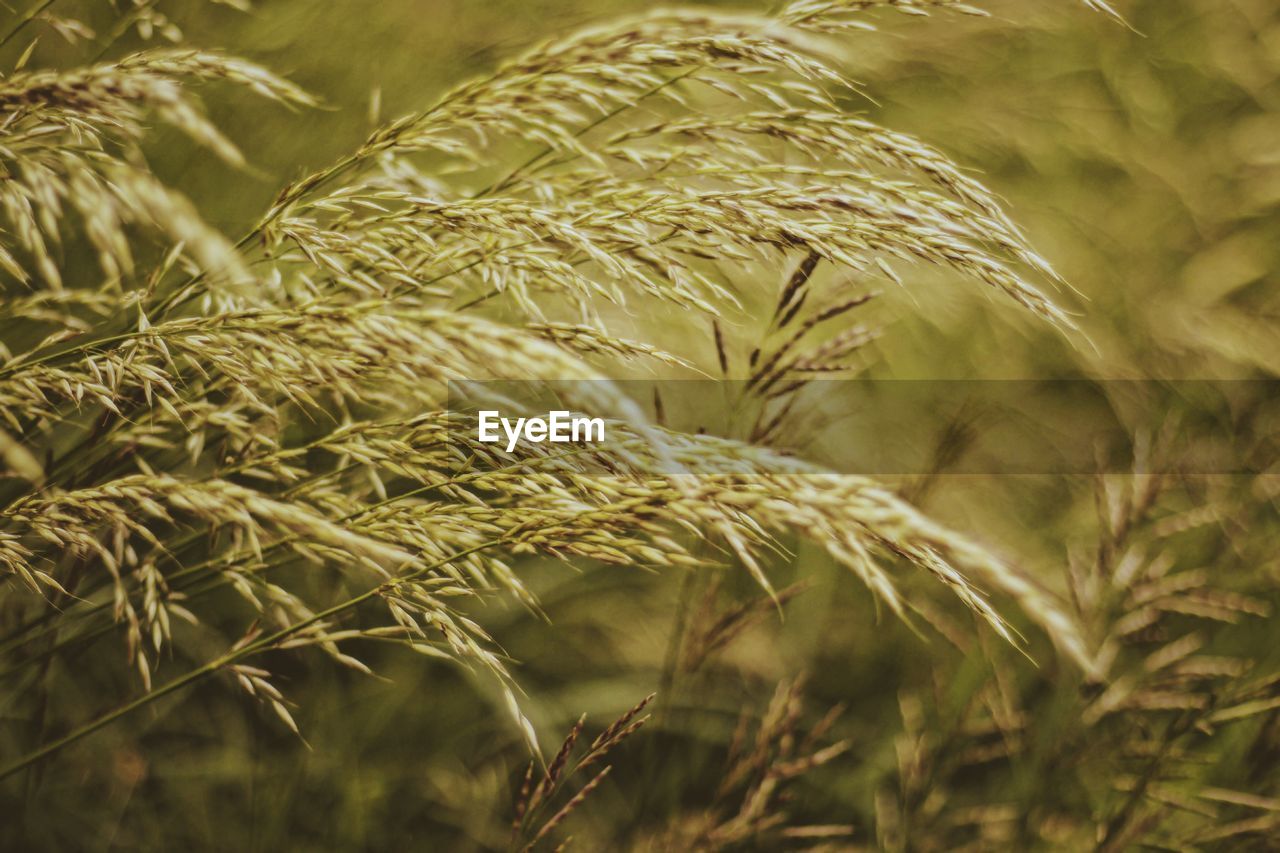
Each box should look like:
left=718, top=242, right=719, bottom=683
left=5, top=0, right=1279, bottom=848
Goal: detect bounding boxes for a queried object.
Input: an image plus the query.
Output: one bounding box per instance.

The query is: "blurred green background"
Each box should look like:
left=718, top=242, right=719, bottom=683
left=4, top=0, right=1279, bottom=848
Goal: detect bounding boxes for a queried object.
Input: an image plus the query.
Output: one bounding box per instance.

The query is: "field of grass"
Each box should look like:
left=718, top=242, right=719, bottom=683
left=1, top=0, right=1278, bottom=849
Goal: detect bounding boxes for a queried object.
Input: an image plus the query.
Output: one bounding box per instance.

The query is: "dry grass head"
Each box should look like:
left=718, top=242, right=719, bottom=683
left=0, top=0, right=1122, bottom=799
